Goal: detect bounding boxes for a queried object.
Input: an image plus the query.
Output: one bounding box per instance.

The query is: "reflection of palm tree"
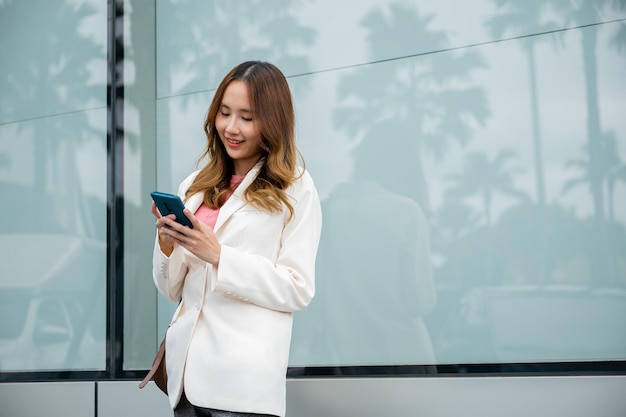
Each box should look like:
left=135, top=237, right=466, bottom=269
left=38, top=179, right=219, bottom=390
left=0, top=1, right=102, bottom=236
left=0, top=0, right=106, bottom=370
left=333, top=3, right=489, bottom=159
left=562, top=132, right=626, bottom=285
left=604, top=137, right=626, bottom=225
left=560, top=0, right=626, bottom=221
left=562, top=131, right=626, bottom=224
left=608, top=163, right=626, bottom=222
left=446, top=149, right=528, bottom=226
left=486, top=0, right=564, bottom=206
left=573, top=1, right=606, bottom=223
left=445, top=149, right=528, bottom=284
left=611, top=20, right=626, bottom=52
left=154, top=0, right=316, bottom=181
left=566, top=0, right=625, bottom=284
left=159, top=0, right=316, bottom=98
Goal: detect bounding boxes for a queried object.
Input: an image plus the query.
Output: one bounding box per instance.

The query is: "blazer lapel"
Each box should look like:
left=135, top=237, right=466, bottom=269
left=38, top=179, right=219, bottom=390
left=184, top=191, right=205, bottom=213
left=213, top=160, right=263, bottom=234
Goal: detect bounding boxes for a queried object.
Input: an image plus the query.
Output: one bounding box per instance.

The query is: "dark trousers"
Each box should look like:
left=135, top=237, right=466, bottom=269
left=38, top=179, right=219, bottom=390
left=174, top=391, right=278, bottom=417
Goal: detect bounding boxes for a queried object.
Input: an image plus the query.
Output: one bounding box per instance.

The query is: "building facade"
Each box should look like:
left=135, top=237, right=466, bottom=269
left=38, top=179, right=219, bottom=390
left=1, top=0, right=625, bottom=415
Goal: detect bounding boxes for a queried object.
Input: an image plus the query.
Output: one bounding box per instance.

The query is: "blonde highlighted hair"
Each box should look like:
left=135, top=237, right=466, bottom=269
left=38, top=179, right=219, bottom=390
left=186, top=61, right=303, bottom=218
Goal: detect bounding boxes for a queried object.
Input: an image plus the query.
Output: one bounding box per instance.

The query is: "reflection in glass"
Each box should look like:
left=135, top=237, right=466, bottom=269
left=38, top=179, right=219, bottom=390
left=1, top=0, right=622, bottom=375
left=292, top=120, right=437, bottom=367
left=0, top=0, right=107, bottom=372
left=293, top=0, right=626, bottom=368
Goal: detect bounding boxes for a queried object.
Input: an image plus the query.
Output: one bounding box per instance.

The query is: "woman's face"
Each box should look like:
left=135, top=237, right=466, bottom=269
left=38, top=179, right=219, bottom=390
left=216, top=80, right=264, bottom=175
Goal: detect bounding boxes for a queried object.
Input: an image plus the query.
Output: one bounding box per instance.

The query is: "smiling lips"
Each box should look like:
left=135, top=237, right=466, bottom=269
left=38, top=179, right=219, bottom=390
left=226, top=137, right=243, bottom=148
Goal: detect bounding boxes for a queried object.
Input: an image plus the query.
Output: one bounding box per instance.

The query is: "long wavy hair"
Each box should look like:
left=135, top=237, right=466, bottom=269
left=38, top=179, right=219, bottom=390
left=186, top=61, right=302, bottom=218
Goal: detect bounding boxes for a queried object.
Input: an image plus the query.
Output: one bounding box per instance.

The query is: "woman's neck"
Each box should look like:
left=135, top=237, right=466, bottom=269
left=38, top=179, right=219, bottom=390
left=233, top=157, right=261, bottom=176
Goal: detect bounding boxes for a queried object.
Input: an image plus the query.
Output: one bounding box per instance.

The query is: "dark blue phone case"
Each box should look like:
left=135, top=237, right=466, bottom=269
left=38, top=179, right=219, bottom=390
left=150, top=191, right=193, bottom=228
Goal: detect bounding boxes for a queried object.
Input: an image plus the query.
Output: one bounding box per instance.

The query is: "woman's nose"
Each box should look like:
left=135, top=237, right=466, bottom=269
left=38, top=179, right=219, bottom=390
left=225, top=119, right=238, bottom=134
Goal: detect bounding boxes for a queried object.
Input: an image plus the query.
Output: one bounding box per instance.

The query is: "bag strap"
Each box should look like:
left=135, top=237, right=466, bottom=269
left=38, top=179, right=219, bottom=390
left=138, top=335, right=166, bottom=389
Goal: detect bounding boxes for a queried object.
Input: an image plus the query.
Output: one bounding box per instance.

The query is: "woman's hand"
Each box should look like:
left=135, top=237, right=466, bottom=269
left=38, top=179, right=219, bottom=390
left=153, top=204, right=221, bottom=266
left=151, top=201, right=176, bottom=256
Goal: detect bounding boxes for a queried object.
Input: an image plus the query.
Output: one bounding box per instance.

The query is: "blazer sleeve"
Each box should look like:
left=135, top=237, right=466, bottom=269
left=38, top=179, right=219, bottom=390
left=151, top=172, right=198, bottom=302
left=152, top=238, right=188, bottom=303
left=209, top=170, right=323, bottom=313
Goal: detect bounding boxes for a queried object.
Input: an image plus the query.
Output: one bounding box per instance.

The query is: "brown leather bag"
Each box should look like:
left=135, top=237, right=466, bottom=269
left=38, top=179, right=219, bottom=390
left=138, top=335, right=168, bottom=395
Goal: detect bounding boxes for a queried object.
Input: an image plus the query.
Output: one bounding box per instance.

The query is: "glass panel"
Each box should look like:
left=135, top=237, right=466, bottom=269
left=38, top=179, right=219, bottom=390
left=152, top=0, right=626, bottom=369
left=0, top=0, right=107, bottom=372
left=291, top=1, right=626, bottom=366
left=121, top=0, right=160, bottom=371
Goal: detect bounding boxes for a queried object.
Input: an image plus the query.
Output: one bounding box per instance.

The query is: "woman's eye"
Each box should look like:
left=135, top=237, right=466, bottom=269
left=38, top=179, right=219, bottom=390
left=220, top=111, right=230, bottom=117
left=242, top=117, right=252, bottom=122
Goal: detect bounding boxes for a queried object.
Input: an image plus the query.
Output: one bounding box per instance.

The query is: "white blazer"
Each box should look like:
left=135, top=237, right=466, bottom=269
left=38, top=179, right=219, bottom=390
left=152, top=161, right=322, bottom=416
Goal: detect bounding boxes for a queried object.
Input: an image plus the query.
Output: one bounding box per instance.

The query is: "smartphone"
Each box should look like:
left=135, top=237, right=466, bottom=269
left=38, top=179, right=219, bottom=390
left=150, top=191, right=193, bottom=228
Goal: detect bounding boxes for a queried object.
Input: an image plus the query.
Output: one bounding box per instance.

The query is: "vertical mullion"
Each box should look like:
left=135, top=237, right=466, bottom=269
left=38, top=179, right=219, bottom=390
left=106, top=0, right=125, bottom=378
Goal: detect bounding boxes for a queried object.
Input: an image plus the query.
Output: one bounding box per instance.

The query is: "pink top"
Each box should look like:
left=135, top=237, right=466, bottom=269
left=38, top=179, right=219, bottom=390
left=194, top=175, right=245, bottom=228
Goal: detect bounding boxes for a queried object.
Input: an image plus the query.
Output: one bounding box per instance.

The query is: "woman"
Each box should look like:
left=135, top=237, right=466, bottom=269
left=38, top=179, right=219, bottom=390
left=151, top=61, right=322, bottom=417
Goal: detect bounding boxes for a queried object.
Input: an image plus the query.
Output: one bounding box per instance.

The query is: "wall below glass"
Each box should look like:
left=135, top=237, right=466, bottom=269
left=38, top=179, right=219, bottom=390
left=3, top=377, right=626, bottom=417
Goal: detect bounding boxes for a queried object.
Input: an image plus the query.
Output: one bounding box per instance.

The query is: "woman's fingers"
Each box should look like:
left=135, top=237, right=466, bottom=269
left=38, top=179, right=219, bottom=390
left=151, top=205, right=220, bottom=265
left=151, top=201, right=164, bottom=219
left=183, top=208, right=200, bottom=229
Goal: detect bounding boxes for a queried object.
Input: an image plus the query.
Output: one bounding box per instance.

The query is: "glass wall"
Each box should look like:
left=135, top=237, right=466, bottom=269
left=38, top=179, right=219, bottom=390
left=288, top=0, right=626, bottom=367
left=146, top=0, right=626, bottom=370
left=1, top=0, right=625, bottom=379
left=0, top=0, right=108, bottom=372
left=290, top=0, right=626, bottom=367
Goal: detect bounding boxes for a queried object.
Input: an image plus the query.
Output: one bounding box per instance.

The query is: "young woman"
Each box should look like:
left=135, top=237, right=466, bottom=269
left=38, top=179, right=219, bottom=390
left=151, top=61, right=322, bottom=417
